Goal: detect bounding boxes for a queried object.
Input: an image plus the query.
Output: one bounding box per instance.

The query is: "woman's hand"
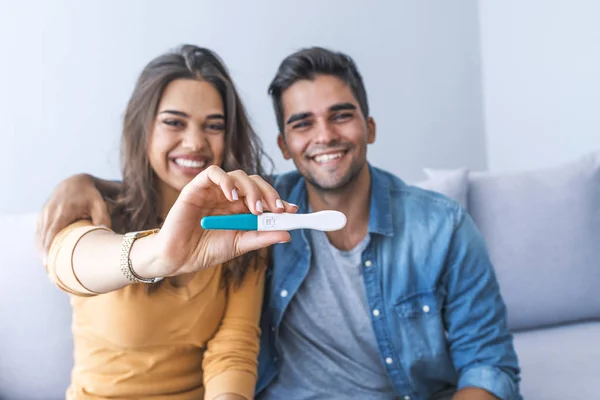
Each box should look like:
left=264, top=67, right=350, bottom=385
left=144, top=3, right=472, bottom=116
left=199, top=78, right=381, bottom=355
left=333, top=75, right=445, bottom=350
left=146, top=165, right=297, bottom=277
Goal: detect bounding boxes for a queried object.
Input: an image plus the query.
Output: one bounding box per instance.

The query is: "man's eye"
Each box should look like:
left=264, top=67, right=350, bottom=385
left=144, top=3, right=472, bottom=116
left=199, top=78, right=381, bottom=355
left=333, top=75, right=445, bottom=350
left=332, top=113, right=352, bottom=121
left=293, top=121, right=311, bottom=129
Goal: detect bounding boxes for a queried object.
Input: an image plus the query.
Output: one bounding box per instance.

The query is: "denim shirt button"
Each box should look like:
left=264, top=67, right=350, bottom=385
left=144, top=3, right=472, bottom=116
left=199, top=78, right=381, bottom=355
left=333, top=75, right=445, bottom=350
left=422, top=305, right=430, bottom=313
left=403, top=396, right=411, bottom=400
left=385, top=357, right=393, bottom=365
left=280, top=289, right=288, bottom=298
left=364, top=260, right=372, bottom=267
left=372, top=309, right=380, bottom=317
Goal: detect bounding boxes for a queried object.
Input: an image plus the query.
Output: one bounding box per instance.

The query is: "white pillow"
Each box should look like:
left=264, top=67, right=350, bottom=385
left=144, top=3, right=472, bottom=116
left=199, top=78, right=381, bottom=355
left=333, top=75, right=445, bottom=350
left=413, top=167, right=469, bottom=208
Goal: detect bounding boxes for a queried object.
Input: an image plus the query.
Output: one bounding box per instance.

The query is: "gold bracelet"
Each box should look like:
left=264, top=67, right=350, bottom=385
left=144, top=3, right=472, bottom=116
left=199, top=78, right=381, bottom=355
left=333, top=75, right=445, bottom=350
left=120, top=229, right=163, bottom=284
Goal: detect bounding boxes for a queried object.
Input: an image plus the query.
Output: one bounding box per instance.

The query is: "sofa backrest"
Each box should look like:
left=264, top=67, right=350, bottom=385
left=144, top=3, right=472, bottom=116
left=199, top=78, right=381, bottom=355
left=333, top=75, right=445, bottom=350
left=422, top=151, right=600, bottom=332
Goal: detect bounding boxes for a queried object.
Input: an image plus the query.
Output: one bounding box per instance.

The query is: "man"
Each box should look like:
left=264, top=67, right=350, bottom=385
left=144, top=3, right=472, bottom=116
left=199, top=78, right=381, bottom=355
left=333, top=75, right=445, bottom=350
left=37, top=47, right=521, bottom=400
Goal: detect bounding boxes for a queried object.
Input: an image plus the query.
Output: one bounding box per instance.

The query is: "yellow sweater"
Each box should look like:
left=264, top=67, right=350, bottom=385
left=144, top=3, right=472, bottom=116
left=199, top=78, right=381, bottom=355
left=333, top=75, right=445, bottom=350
left=46, top=220, right=265, bottom=400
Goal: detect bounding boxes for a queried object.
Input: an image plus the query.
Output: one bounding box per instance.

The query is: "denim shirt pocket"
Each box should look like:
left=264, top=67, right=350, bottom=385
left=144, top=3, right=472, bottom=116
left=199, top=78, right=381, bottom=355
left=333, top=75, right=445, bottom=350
left=393, top=288, right=449, bottom=360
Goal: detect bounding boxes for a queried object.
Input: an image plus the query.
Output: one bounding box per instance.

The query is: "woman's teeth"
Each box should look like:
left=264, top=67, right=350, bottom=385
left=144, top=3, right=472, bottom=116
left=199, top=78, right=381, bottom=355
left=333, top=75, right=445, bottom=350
left=313, top=152, right=344, bottom=163
left=174, top=158, right=206, bottom=168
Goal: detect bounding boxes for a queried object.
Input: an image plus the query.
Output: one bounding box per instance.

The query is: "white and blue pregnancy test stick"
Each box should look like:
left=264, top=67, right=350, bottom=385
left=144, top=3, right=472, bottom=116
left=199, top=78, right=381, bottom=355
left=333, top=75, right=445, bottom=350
left=201, top=210, right=347, bottom=232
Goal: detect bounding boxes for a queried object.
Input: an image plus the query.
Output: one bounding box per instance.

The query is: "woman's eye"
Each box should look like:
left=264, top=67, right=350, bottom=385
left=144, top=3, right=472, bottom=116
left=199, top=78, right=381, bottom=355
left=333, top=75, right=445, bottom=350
left=207, top=124, right=226, bottom=131
left=164, top=119, right=184, bottom=128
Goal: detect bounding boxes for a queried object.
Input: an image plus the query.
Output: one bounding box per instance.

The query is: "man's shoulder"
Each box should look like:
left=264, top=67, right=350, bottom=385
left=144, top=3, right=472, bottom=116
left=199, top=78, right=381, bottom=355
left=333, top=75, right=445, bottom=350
left=373, top=166, right=462, bottom=209
left=372, top=166, right=465, bottom=225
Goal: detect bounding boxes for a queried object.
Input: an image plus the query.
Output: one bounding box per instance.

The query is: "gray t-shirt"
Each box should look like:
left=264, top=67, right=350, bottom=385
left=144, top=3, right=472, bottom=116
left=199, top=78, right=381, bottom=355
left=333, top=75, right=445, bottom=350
left=259, top=229, right=395, bottom=399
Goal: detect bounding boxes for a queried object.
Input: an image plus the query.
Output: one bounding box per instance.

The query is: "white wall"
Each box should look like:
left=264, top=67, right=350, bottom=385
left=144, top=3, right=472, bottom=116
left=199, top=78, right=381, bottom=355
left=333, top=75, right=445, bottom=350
left=479, top=1, right=600, bottom=172
left=0, top=0, right=486, bottom=214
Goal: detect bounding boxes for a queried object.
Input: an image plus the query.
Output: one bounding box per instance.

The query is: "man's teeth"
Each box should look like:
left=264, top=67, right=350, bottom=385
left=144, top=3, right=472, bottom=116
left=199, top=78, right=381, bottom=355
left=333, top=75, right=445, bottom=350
left=313, top=152, right=344, bottom=163
left=174, top=158, right=207, bottom=168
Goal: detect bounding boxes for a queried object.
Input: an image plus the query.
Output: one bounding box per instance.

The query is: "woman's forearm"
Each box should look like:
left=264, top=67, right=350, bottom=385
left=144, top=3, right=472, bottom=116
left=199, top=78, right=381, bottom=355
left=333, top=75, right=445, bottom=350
left=68, top=229, right=160, bottom=294
left=213, top=394, right=248, bottom=400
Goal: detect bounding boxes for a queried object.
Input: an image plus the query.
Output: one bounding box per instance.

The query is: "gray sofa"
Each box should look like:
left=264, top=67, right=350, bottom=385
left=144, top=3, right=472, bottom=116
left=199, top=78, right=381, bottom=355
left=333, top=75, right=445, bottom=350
left=1, top=151, right=598, bottom=399
left=417, top=151, right=600, bottom=399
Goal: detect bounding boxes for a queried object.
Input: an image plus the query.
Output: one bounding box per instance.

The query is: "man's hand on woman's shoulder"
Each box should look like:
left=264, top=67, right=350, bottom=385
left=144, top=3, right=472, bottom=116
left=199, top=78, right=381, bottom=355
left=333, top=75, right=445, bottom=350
left=35, top=173, right=113, bottom=261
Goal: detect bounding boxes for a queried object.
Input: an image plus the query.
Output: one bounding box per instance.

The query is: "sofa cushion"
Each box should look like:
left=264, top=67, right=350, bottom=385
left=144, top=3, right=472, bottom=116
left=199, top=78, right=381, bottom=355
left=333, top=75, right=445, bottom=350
left=0, top=212, right=73, bottom=400
left=464, top=151, right=600, bottom=331
left=513, top=321, right=600, bottom=399
left=413, top=167, right=469, bottom=208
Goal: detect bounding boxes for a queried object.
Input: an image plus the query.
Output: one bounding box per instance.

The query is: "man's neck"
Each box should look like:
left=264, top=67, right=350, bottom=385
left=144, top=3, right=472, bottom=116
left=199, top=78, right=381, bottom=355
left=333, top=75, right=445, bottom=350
left=306, top=164, right=371, bottom=251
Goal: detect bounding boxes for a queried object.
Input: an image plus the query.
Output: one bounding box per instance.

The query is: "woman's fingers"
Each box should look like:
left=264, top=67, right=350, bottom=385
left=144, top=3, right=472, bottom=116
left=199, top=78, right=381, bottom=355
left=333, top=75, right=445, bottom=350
left=247, top=174, right=295, bottom=213
left=228, top=170, right=266, bottom=214
left=230, top=172, right=299, bottom=214
left=279, top=200, right=299, bottom=214
left=184, top=165, right=238, bottom=204
left=184, top=166, right=297, bottom=215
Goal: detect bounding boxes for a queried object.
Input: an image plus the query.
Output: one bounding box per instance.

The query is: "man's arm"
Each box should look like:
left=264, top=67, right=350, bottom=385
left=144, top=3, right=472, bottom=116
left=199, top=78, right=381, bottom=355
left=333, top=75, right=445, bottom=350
left=93, top=174, right=122, bottom=200
left=35, top=173, right=122, bottom=259
left=443, top=209, right=521, bottom=400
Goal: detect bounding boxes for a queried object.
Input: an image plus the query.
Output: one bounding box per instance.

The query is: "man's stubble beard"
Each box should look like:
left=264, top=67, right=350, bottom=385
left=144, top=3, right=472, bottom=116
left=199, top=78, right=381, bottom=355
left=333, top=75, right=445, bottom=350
left=304, top=157, right=367, bottom=194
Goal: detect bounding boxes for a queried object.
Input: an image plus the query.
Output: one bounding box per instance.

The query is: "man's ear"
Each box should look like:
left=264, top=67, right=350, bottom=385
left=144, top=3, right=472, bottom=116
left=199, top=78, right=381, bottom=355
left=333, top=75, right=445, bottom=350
left=277, top=133, right=291, bottom=159
left=367, top=117, right=376, bottom=144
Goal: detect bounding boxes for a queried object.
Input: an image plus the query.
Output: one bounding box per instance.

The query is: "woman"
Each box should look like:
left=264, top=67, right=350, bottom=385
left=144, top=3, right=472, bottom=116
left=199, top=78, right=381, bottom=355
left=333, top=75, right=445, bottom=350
left=45, top=44, right=295, bottom=400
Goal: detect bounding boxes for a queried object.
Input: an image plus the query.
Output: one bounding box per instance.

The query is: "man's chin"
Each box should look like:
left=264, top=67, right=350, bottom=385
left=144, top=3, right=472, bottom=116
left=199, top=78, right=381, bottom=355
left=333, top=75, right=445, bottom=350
left=305, top=173, right=354, bottom=192
left=304, top=161, right=367, bottom=193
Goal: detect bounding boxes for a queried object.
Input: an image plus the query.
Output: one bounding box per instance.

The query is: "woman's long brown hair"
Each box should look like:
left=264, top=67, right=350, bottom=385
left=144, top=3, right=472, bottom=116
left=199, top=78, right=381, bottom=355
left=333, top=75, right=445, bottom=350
left=111, top=44, right=272, bottom=291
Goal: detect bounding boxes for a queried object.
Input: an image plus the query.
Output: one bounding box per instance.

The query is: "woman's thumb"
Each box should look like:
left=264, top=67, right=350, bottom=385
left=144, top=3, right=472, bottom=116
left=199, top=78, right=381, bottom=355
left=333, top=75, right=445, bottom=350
left=235, top=231, right=290, bottom=256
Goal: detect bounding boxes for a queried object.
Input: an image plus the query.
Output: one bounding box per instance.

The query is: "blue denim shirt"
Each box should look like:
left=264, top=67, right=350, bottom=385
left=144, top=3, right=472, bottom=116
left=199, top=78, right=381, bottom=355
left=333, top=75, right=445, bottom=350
left=256, top=165, right=521, bottom=400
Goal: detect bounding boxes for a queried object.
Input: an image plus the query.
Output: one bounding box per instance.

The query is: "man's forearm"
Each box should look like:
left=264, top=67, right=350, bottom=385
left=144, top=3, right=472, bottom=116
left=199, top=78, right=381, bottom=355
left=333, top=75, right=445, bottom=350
left=88, top=174, right=122, bottom=200
left=453, top=387, right=499, bottom=400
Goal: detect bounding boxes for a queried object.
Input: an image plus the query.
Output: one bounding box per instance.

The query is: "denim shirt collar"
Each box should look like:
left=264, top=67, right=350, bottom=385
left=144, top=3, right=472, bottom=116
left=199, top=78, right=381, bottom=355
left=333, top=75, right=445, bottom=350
left=367, top=164, right=394, bottom=237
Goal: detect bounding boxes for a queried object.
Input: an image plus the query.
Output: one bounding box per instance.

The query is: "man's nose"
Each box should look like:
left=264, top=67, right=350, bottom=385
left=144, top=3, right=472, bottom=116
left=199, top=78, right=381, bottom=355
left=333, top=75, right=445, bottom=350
left=313, top=119, right=339, bottom=144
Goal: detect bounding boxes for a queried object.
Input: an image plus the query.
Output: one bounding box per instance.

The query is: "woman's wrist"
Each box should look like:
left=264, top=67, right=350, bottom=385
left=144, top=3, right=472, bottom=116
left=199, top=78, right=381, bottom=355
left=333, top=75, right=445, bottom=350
left=128, top=233, right=164, bottom=279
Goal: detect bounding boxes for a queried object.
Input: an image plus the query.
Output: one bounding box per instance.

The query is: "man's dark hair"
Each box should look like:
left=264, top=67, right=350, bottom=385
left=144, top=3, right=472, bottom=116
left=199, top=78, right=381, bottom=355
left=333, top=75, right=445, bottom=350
left=268, top=47, right=370, bottom=133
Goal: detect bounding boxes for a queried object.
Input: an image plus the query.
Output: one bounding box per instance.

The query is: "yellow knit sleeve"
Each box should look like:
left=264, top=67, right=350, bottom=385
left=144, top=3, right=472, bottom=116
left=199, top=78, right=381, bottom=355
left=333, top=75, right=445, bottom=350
left=202, top=254, right=267, bottom=400
left=46, top=220, right=112, bottom=296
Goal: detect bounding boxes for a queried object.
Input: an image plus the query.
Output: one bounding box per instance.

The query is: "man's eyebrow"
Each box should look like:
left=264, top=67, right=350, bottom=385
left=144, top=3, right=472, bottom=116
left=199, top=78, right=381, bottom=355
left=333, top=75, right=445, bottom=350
left=285, top=103, right=356, bottom=125
left=286, top=112, right=313, bottom=125
left=329, top=103, right=356, bottom=112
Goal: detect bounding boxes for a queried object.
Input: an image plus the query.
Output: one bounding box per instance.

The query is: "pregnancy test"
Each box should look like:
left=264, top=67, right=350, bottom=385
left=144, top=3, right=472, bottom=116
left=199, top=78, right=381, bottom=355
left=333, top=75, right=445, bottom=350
left=200, top=210, right=347, bottom=232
